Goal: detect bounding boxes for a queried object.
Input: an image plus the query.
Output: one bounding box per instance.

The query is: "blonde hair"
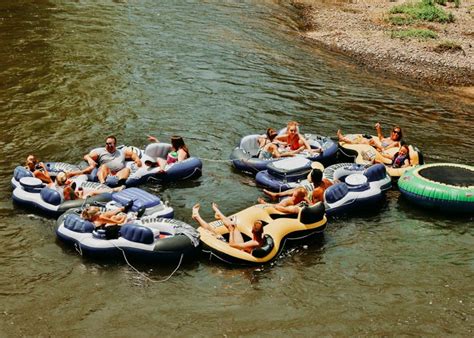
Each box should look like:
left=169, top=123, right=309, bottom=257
left=56, top=172, right=67, bottom=185
left=287, top=121, right=299, bottom=132
left=81, top=206, right=100, bottom=220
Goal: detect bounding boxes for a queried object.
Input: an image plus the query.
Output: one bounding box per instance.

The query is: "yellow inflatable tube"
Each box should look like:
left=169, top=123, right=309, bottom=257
left=198, top=203, right=327, bottom=265
left=338, top=134, right=421, bottom=178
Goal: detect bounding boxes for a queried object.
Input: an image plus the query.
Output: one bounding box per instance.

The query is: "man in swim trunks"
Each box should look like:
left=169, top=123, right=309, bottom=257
left=84, top=135, right=142, bottom=185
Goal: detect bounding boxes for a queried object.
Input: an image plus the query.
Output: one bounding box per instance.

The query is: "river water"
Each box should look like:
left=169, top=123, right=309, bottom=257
left=0, top=1, right=472, bottom=336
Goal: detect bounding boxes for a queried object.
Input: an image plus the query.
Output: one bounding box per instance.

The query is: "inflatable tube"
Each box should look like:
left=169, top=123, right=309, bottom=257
left=11, top=162, right=84, bottom=190
left=12, top=174, right=113, bottom=217
left=338, top=135, right=423, bottom=178
left=83, top=144, right=202, bottom=187
left=198, top=203, right=327, bottom=265
left=56, top=211, right=199, bottom=262
left=323, top=162, right=392, bottom=192
left=398, top=163, right=474, bottom=214
left=256, top=161, right=392, bottom=195
left=230, top=133, right=337, bottom=175
left=255, top=157, right=313, bottom=191
left=12, top=166, right=173, bottom=218
left=323, top=166, right=387, bottom=216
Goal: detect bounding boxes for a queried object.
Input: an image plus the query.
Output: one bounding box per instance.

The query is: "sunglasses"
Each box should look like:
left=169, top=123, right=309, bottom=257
left=106, top=142, right=115, bottom=146
left=392, top=130, right=401, bottom=135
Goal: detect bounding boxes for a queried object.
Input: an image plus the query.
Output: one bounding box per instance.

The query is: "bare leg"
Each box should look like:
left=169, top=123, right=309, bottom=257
left=228, top=224, right=245, bottom=245
left=337, top=129, right=351, bottom=143
left=263, top=189, right=278, bottom=201
left=192, top=203, right=216, bottom=233
left=116, top=167, right=131, bottom=181
left=263, top=188, right=294, bottom=201
left=97, top=165, right=111, bottom=184
left=211, top=203, right=237, bottom=231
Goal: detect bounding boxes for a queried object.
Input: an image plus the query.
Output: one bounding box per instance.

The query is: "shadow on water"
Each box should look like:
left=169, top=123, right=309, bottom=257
left=396, top=193, right=474, bottom=231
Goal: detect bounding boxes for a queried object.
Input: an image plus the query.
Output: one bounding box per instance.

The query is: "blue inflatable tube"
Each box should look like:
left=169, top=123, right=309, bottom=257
left=324, top=164, right=390, bottom=216
left=84, top=144, right=202, bottom=187
left=230, top=134, right=337, bottom=175
left=125, top=157, right=203, bottom=187
left=56, top=211, right=200, bottom=262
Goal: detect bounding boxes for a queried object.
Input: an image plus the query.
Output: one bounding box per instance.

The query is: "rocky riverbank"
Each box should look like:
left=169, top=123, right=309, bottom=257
left=293, top=0, right=474, bottom=93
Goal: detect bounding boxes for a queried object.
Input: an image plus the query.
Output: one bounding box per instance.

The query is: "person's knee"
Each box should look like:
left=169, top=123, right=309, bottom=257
left=118, top=167, right=130, bottom=179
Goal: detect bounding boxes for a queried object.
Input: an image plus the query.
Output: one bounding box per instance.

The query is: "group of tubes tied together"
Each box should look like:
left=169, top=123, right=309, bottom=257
left=11, top=121, right=474, bottom=265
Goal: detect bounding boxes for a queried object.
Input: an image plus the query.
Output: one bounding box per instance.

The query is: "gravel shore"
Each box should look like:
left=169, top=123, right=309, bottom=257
left=294, top=0, right=474, bottom=91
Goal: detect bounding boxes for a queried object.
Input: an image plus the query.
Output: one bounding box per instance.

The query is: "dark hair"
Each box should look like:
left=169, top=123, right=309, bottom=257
left=253, top=220, right=265, bottom=244
left=171, top=136, right=189, bottom=157
left=393, top=144, right=410, bottom=165
left=105, top=135, right=117, bottom=144
left=310, top=169, right=323, bottom=185
left=392, top=126, right=403, bottom=141
left=266, top=128, right=278, bottom=141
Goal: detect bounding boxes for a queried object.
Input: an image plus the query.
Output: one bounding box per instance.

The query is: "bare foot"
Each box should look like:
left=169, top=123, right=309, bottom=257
left=263, top=189, right=277, bottom=201
left=192, top=203, right=200, bottom=220
left=257, top=197, right=267, bottom=205
left=337, top=129, right=344, bottom=142
left=113, top=185, right=125, bottom=192
left=212, top=202, right=224, bottom=220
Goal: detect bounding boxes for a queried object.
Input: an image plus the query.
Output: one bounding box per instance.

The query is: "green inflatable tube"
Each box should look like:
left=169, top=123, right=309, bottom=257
left=399, top=163, right=474, bottom=214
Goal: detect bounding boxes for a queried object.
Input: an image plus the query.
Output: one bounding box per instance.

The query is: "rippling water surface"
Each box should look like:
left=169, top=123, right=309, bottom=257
left=0, top=1, right=472, bottom=336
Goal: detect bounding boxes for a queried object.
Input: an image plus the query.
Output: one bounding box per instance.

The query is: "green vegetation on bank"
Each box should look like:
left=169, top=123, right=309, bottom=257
left=388, top=0, right=455, bottom=25
left=391, top=28, right=438, bottom=40
left=433, top=40, right=464, bottom=53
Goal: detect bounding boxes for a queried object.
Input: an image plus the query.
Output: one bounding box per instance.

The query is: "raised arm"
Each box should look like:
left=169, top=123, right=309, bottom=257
left=147, top=135, right=159, bottom=143
left=375, top=123, right=384, bottom=140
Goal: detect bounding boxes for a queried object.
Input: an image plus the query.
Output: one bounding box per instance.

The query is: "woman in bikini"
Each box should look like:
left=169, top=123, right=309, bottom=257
left=337, top=123, right=403, bottom=151
left=275, top=121, right=315, bottom=154
left=81, top=203, right=132, bottom=228
left=147, top=135, right=190, bottom=172
left=258, top=128, right=298, bottom=159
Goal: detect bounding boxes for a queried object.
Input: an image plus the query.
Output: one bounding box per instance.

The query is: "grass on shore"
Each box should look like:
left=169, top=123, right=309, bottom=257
left=390, top=28, right=438, bottom=40
left=388, top=0, right=455, bottom=25
left=433, top=40, right=465, bottom=53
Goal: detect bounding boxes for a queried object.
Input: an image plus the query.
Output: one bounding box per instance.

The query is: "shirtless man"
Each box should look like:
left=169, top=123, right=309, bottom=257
left=262, top=168, right=332, bottom=206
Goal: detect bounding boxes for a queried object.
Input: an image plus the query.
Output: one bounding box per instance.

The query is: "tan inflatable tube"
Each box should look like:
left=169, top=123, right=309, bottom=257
left=199, top=203, right=327, bottom=265
left=338, top=135, right=421, bottom=178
